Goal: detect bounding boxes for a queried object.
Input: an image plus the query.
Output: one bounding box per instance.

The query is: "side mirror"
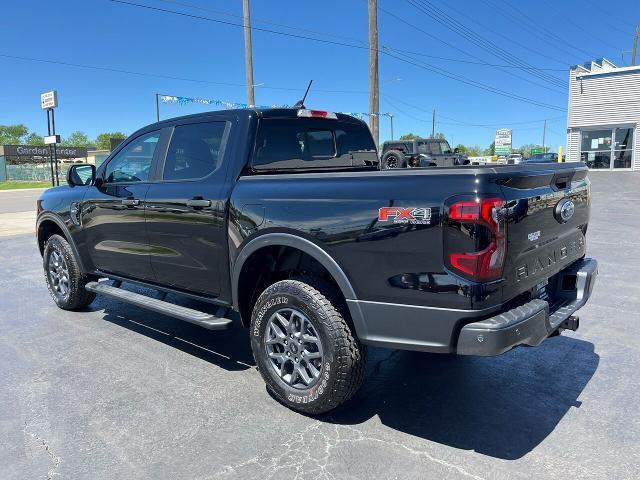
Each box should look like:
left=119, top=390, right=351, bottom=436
left=454, top=147, right=460, bottom=154
left=67, top=164, right=96, bottom=186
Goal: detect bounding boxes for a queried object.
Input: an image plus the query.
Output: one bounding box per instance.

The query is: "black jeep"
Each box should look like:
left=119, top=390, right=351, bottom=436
left=381, top=137, right=470, bottom=169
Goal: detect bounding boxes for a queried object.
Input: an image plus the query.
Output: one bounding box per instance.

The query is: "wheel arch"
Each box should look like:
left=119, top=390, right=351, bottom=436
left=232, top=233, right=358, bottom=328
left=37, top=214, right=88, bottom=273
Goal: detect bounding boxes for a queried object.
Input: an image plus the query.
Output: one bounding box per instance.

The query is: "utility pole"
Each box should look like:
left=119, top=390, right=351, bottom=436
left=542, top=119, right=547, bottom=151
left=431, top=109, right=435, bottom=137
left=242, top=0, right=255, bottom=107
left=632, top=24, right=639, bottom=66
left=368, top=0, right=379, bottom=145
left=389, top=114, right=394, bottom=140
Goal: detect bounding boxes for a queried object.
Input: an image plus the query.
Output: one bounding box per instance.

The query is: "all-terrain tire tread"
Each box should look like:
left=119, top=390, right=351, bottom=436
left=43, top=234, right=96, bottom=310
left=252, top=276, right=367, bottom=414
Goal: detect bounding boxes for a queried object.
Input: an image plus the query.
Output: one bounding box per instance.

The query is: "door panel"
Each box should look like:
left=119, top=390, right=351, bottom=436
left=82, top=183, right=153, bottom=280
left=145, top=182, right=226, bottom=295
left=145, top=120, right=230, bottom=295
left=80, top=130, right=161, bottom=281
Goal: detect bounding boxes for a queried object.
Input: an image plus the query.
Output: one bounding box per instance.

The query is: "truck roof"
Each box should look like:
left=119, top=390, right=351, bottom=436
left=146, top=108, right=366, bottom=131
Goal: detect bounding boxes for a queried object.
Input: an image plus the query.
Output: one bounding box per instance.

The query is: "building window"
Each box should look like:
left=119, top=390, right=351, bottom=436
left=580, top=127, right=634, bottom=169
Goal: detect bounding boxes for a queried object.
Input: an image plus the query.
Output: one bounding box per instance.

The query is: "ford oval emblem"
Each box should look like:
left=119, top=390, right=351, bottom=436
left=555, top=199, right=575, bottom=223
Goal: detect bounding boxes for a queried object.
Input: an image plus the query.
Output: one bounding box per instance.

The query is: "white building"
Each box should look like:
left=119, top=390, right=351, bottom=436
left=567, top=58, right=639, bottom=171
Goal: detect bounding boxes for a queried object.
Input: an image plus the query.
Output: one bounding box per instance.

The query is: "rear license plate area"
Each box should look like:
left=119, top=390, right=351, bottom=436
left=532, top=279, right=549, bottom=300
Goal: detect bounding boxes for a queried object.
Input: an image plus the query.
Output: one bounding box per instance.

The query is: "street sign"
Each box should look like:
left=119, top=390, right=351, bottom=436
left=44, top=135, right=61, bottom=145
left=495, top=128, right=512, bottom=155
left=40, top=90, right=58, bottom=109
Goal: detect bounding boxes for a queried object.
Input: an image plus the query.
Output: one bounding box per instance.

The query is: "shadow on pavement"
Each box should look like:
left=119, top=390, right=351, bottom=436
left=325, top=336, right=599, bottom=460
left=92, top=285, right=598, bottom=460
left=94, top=290, right=256, bottom=371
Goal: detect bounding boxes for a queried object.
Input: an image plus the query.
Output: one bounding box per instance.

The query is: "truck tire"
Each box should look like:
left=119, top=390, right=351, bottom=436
left=381, top=150, right=405, bottom=169
left=43, top=234, right=96, bottom=310
left=249, top=277, right=367, bottom=414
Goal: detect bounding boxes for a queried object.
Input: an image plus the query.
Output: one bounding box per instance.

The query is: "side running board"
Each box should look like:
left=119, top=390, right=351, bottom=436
left=86, top=281, right=233, bottom=330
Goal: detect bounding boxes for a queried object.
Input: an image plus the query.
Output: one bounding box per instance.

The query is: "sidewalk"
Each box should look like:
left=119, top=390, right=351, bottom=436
left=0, top=187, right=47, bottom=193
left=0, top=211, right=36, bottom=236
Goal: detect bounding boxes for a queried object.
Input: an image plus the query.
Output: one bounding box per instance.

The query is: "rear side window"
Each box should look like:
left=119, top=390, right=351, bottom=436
left=163, top=121, right=227, bottom=180
left=253, top=118, right=377, bottom=170
left=417, top=141, right=441, bottom=155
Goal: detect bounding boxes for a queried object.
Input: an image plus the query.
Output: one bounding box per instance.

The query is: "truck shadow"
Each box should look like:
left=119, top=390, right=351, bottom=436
left=93, top=293, right=256, bottom=371
left=91, top=289, right=598, bottom=460
left=325, top=336, right=599, bottom=460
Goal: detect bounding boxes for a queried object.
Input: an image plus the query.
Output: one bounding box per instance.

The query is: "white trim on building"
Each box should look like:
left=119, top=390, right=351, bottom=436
left=566, top=59, right=639, bottom=171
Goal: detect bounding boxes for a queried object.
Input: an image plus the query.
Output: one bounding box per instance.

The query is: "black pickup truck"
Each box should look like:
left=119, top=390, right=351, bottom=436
left=36, top=108, right=597, bottom=414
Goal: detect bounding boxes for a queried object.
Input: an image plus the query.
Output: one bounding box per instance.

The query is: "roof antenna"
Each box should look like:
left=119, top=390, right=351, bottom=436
left=293, top=80, right=313, bottom=109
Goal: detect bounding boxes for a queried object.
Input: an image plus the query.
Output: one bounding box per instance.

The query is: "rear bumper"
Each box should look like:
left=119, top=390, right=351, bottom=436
left=346, top=257, right=597, bottom=355
left=457, top=258, right=598, bottom=356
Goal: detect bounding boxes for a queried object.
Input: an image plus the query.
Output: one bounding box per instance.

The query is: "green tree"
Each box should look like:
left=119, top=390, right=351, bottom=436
left=456, top=144, right=484, bottom=156
left=0, top=124, right=29, bottom=144
left=484, top=142, right=495, bottom=156
left=61, top=131, right=94, bottom=147
left=429, top=132, right=446, bottom=140
left=518, top=144, right=546, bottom=157
left=24, top=132, right=44, bottom=145
left=399, top=133, right=420, bottom=140
left=95, top=132, right=127, bottom=150
left=455, top=144, right=468, bottom=154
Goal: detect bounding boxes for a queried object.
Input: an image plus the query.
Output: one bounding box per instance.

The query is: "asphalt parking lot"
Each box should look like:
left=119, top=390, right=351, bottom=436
left=1, top=172, right=639, bottom=479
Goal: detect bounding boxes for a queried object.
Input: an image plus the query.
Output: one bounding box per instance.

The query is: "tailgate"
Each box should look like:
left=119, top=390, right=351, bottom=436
left=498, top=164, right=590, bottom=302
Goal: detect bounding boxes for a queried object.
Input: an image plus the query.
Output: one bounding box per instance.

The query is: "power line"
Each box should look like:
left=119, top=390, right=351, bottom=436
left=405, top=0, right=567, bottom=88
left=159, top=0, right=570, bottom=76
left=378, top=4, right=567, bottom=81
left=426, top=0, right=576, bottom=67
left=384, top=94, right=565, bottom=126
left=154, top=0, right=369, bottom=46
left=379, top=6, right=567, bottom=94
left=0, top=53, right=368, bottom=94
left=109, top=0, right=566, bottom=110
left=383, top=50, right=566, bottom=110
left=536, top=0, right=621, bottom=51
left=487, top=0, right=599, bottom=58
left=381, top=45, right=567, bottom=71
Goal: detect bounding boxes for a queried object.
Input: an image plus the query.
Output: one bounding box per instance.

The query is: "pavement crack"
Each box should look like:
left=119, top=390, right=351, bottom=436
left=24, top=421, right=61, bottom=480
left=211, top=421, right=485, bottom=480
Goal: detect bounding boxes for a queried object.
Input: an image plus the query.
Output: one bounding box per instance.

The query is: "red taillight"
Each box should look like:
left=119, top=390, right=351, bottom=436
left=447, top=197, right=506, bottom=281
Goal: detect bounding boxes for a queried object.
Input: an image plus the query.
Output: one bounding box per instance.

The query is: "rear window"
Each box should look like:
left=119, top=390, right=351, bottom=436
left=253, top=118, right=377, bottom=170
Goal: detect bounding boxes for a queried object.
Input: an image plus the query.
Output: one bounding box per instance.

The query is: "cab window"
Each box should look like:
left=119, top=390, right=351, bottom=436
left=163, top=121, right=227, bottom=180
left=104, top=132, right=160, bottom=183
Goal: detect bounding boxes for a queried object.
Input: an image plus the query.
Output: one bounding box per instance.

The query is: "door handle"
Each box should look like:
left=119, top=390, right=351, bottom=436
left=121, top=198, right=140, bottom=206
left=186, top=198, right=211, bottom=208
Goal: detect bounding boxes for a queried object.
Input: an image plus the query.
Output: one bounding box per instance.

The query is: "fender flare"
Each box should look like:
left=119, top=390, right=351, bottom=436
left=36, top=213, right=88, bottom=273
left=231, top=233, right=358, bottom=310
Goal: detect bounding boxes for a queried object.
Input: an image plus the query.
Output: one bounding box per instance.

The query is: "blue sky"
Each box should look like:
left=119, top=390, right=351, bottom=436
left=1, top=0, right=638, bottom=150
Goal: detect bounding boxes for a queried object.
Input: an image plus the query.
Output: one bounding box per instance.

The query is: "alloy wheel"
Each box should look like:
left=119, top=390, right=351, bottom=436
left=48, top=249, right=70, bottom=299
left=264, top=308, right=324, bottom=389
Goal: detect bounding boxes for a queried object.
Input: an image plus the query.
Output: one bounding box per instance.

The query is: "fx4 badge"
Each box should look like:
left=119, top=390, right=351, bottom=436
left=378, top=207, right=432, bottom=225
left=528, top=230, right=541, bottom=242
